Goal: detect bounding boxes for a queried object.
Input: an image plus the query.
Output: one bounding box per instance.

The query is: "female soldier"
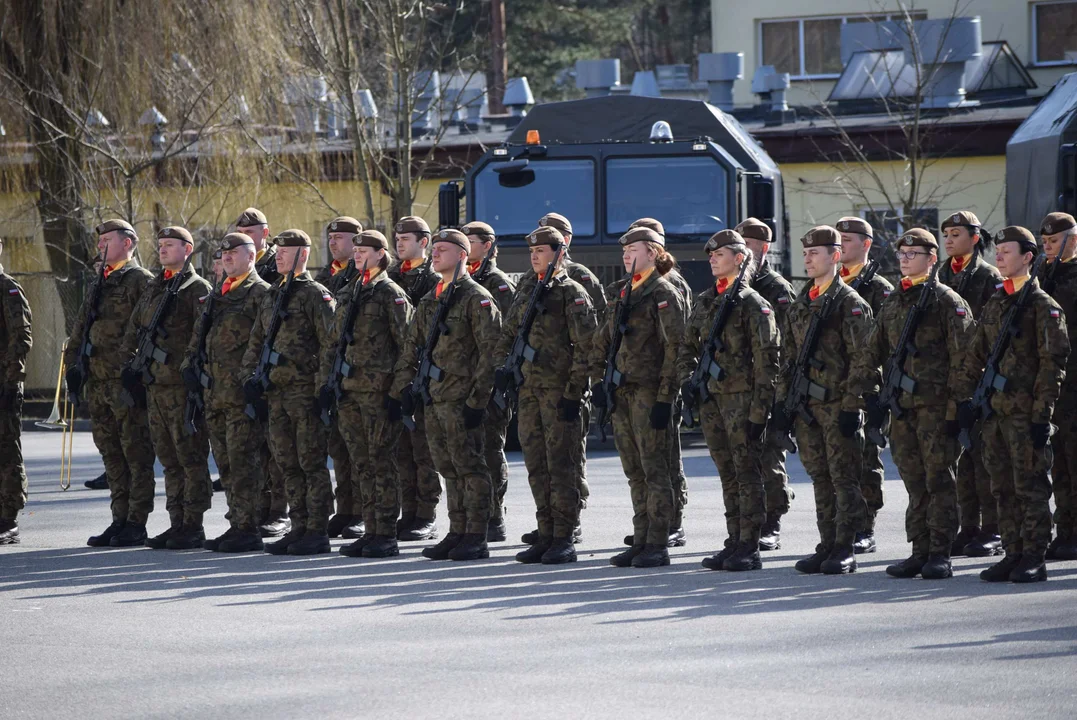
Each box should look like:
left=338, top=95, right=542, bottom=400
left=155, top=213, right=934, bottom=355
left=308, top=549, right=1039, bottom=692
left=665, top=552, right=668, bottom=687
left=319, top=230, right=413, bottom=559
left=591, top=227, right=688, bottom=568
left=678, top=230, right=780, bottom=572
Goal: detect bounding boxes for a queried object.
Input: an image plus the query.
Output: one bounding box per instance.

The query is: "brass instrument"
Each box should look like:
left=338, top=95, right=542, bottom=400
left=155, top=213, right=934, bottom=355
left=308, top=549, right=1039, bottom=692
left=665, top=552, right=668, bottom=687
left=36, top=341, right=74, bottom=491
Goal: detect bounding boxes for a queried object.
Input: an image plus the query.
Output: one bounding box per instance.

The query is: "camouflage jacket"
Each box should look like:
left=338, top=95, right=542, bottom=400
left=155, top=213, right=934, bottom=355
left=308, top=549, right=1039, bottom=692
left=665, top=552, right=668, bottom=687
left=315, top=259, right=359, bottom=294
left=64, top=261, right=153, bottom=381
left=388, top=258, right=439, bottom=306
left=321, top=271, right=412, bottom=397
left=938, top=252, right=1002, bottom=319
left=1043, top=259, right=1077, bottom=381
left=752, top=259, right=795, bottom=321
left=590, top=270, right=688, bottom=404
left=566, top=258, right=607, bottom=314
left=855, top=279, right=975, bottom=417
left=122, top=268, right=212, bottom=388
left=0, top=266, right=32, bottom=384
left=964, top=278, right=1069, bottom=423
left=255, top=245, right=282, bottom=285
left=844, top=267, right=894, bottom=316
left=241, top=272, right=337, bottom=390
left=471, top=261, right=516, bottom=316
left=182, top=271, right=271, bottom=407
left=777, top=277, right=876, bottom=413
left=495, top=271, right=597, bottom=401
left=395, top=274, right=501, bottom=408
left=677, top=283, right=780, bottom=425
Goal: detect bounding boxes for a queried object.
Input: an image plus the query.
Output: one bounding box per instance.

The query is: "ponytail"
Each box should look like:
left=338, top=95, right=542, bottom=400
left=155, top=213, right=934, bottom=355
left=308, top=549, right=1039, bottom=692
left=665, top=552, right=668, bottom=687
left=648, top=242, right=676, bottom=275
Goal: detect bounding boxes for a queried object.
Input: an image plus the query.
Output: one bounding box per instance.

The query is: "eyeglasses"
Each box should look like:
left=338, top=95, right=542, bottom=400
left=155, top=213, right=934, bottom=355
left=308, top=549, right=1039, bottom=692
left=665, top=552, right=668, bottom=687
left=897, top=250, right=932, bottom=260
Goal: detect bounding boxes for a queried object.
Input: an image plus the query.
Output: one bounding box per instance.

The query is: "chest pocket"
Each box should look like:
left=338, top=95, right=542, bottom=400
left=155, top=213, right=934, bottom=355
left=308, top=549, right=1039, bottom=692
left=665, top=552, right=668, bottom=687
left=359, top=302, right=386, bottom=337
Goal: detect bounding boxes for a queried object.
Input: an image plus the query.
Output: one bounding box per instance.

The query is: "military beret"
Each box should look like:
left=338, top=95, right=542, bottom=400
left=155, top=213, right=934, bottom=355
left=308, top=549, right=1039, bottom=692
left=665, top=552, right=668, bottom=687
left=629, top=218, right=665, bottom=236
left=538, top=213, right=572, bottom=235
left=526, top=226, right=565, bottom=248
left=235, top=207, right=268, bottom=228
left=220, top=232, right=254, bottom=251
left=896, top=228, right=938, bottom=250
left=212, top=249, right=222, bottom=260
left=157, top=226, right=194, bottom=245
left=734, top=218, right=772, bottom=243
left=619, top=227, right=664, bottom=247
left=461, top=221, right=496, bottom=238
left=95, top=219, right=137, bottom=239
left=327, top=216, right=363, bottom=235
left=704, top=229, right=746, bottom=253
left=801, top=226, right=842, bottom=247
left=394, top=216, right=431, bottom=235
left=835, top=216, right=873, bottom=239
left=354, top=229, right=389, bottom=250
left=994, top=225, right=1038, bottom=252
left=273, top=229, right=312, bottom=247
left=432, top=228, right=469, bottom=252
left=941, top=211, right=981, bottom=230
left=1041, top=212, right=1077, bottom=236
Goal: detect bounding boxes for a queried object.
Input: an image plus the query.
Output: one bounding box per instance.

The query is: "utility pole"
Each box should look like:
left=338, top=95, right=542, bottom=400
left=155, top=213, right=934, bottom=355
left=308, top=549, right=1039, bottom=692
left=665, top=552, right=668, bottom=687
left=489, top=0, right=507, bottom=114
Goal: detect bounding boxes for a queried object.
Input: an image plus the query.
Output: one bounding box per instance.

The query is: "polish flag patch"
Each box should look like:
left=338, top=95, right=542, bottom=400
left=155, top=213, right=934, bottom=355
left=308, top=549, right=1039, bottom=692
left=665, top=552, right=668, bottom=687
left=198, top=295, right=208, bottom=304
left=498, top=284, right=509, bottom=292
left=657, top=300, right=669, bottom=310
left=394, top=297, right=407, bottom=305
left=996, top=282, right=1005, bottom=289
left=1051, top=308, right=1061, bottom=318
left=883, top=290, right=892, bottom=298
left=480, top=298, right=492, bottom=308
left=574, top=297, right=587, bottom=306
left=582, top=275, right=593, bottom=284
left=322, top=293, right=333, bottom=302
left=777, top=296, right=790, bottom=305
left=956, top=307, right=967, bottom=316
left=7, top=288, right=18, bottom=295
left=761, top=307, right=771, bottom=315
left=851, top=306, right=863, bottom=316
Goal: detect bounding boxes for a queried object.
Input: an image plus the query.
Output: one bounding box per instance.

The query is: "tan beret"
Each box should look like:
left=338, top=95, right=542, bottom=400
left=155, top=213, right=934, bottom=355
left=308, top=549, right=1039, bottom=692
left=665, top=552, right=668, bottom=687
left=96, top=219, right=137, bottom=239
left=538, top=213, right=572, bottom=235
left=994, top=225, right=1038, bottom=252
left=273, top=229, right=312, bottom=247
left=220, top=232, right=255, bottom=251
left=157, top=226, right=194, bottom=245
left=941, top=211, right=981, bottom=230
left=353, top=229, right=389, bottom=250
left=619, top=227, right=664, bottom=247
left=394, top=216, right=431, bottom=235
left=629, top=218, right=665, bottom=236
left=801, top=226, right=842, bottom=248
left=897, top=228, right=938, bottom=250
left=734, top=218, right=772, bottom=243
left=432, top=228, right=469, bottom=252
left=461, top=221, right=496, bottom=238
left=327, top=216, right=363, bottom=235
left=235, top=207, right=268, bottom=228
left=835, top=216, right=873, bottom=238
left=1041, top=212, right=1077, bottom=236
left=526, top=226, right=565, bottom=248
left=704, top=229, right=746, bottom=253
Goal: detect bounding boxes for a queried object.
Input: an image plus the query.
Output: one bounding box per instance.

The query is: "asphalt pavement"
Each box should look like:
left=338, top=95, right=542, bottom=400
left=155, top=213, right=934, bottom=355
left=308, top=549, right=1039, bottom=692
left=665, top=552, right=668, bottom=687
left=2, top=431, right=1075, bottom=719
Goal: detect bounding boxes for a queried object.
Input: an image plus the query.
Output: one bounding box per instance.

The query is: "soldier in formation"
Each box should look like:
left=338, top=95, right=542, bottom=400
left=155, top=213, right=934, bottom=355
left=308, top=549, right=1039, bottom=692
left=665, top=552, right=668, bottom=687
left=0, top=236, right=31, bottom=545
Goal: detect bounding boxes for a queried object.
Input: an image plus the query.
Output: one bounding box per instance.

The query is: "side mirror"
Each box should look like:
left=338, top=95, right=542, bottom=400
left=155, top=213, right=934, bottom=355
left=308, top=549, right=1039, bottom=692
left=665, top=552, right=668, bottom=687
left=495, top=158, right=535, bottom=188
left=438, top=181, right=462, bottom=229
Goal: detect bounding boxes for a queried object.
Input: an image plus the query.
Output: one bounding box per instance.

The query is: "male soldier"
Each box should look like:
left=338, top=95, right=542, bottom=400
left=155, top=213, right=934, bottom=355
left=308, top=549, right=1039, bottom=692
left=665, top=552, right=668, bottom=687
left=836, top=216, right=893, bottom=554
left=773, top=226, right=874, bottom=575
left=242, top=230, right=337, bottom=555
left=1041, top=212, right=1077, bottom=560
left=67, top=220, right=157, bottom=547
left=0, top=237, right=32, bottom=545
left=235, top=207, right=281, bottom=284
left=462, top=220, right=515, bottom=542
left=316, top=217, right=361, bottom=539
left=124, top=227, right=213, bottom=550
left=857, top=229, right=974, bottom=579
left=735, top=217, right=796, bottom=550
left=394, top=229, right=501, bottom=562
left=939, top=211, right=1004, bottom=557
left=211, top=249, right=224, bottom=284
left=183, top=232, right=272, bottom=553
left=389, top=216, right=442, bottom=541
left=962, top=226, right=1069, bottom=583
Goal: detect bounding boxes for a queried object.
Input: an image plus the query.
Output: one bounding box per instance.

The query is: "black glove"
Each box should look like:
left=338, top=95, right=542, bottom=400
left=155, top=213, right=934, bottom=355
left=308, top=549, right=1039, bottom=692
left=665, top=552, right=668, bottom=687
left=1031, top=422, right=1052, bottom=449
left=770, top=402, right=790, bottom=432
left=462, top=404, right=485, bottom=429
left=957, top=400, right=976, bottom=430
left=557, top=397, right=581, bottom=422
left=242, top=378, right=262, bottom=405
left=863, top=393, right=885, bottom=429
left=400, top=390, right=416, bottom=418
left=65, top=367, right=84, bottom=397
left=680, top=380, right=695, bottom=404
left=120, top=364, right=141, bottom=389
left=838, top=410, right=861, bottom=438
left=649, top=402, right=672, bottom=429
left=590, top=384, right=609, bottom=410
left=181, top=366, right=202, bottom=394
left=493, top=367, right=510, bottom=392
left=385, top=395, right=402, bottom=423
left=0, top=383, right=21, bottom=412
left=316, top=384, right=334, bottom=412
left=747, top=420, right=767, bottom=442
left=944, top=419, right=960, bottom=438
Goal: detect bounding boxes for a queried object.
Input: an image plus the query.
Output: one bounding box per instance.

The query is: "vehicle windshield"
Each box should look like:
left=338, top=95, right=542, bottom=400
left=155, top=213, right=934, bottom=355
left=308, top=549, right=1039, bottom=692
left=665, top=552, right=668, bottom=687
left=473, top=158, right=596, bottom=237
left=606, top=156, right=728, bottom=238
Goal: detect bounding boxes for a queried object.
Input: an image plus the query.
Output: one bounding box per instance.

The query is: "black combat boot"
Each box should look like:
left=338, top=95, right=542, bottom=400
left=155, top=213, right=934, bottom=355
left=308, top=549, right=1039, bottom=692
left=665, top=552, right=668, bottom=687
left=979, top=553, right=1021, bottom=582
left=340, top=533, right=375, bottom=557
left=110, top=522, right=147, bottom=548
left=541, top=537, right=577, bottom=565
left=667, top=526, right=686, bottom=547
left=610, top=545, right=645, bottom=568
left=487, top=516, right=507, bottom=542
left=821, top=544, right=857, bottom=574
left=516, top=536, right=552, bottom=564
left=631, top=544, right=670, bottom=568
left=327, top=514, right=354, bottom=538
left=448, top=533, right=490, bottom=561
left=795, top=545, right=831, bottom=574
left=84, top=472, right=109, bottom=490
left=964, top=524, right=1003, bottom=557
left=167, top=524, right=206, bottom=550
left=422, top=532, right=462, bottom=560
left=204, top=527, right=237, bottom=551
left=951, top=525, right=980, bottom=556
left=920, top=554, right=953, bottom=579
left=723, top=542, right=762, bottom=571
left=341, top=519, right=366, bottom=539
left=145, top=521, right=182, bottom=549
left=88, top=520, right=125, bottom=547
left=217, top=529, right=264, bottom=553
left=523, top=529, right=543, bottom=545
left=264, top=526, right=305, bottom=555
left=623, top=533, right=635, bottom=547
left=758, top=513, right=782, bottom=551
left=1009, top=553, right=1047, bottom=583
left=288, top=531, right=331, bottom=555
left=362, top=535, right=400, bottom=558
left=401, top=516, right=438, bottom=542
left=1055, top=536, right=1077, bottom=561
left=852, top=531, right=877, bottom=554
left=212, top=479, right=224, bottom=493
left=701, top=539, right=738, bottom=571
left=885, top=554, right=927, bottom=578
left=0, top=518, right=19, bottom=545
left=259, top=514, right=291, bottom=538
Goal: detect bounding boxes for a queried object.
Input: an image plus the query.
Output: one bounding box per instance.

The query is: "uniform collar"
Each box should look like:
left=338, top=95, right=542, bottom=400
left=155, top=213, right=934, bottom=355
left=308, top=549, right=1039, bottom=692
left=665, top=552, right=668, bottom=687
left=840, top=262, right=864, bottom=282
left=631, top=266, right=656, bottom=290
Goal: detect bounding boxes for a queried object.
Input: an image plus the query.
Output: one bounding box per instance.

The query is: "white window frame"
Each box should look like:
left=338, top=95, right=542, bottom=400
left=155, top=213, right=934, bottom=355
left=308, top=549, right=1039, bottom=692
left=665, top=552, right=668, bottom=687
left=1031, top=0, right=1077, bottom=66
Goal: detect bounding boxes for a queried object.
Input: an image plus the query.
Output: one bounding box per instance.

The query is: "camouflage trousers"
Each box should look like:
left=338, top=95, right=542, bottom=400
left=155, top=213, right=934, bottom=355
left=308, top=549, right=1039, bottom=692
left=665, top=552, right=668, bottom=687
left=889, top=406, right=959, bottom=555
left=612, top=385, right=673, bottom=546
left=1050, top=388, right=1077, bottom=538
left=260, top=441, right=286, bottom=520
left=0, top=383, right=27, bottom=520
left=337, top=392, right=402, bottom=537
left=87, top=379, right=156, bottom=525
left=699, top=392, right=766, bottom=545
left=762, top=434, right=794, bottom=515
left=956, top=434, right=997, bottom=529
left=425, top=401, right=493, bottom=535
left=859, top=437, right=885, bottom=530
left=206, top=398, right=265, bottom=530
left=328, top=423, right=355, bottom=516
left=576, top=401, right=591, bottom=509
left=981, top=413, right=1054, bottom=556
left=267, top=388, right=332, bottom=533
left=517, top=386, right=584, bottom=538
left=485, top=401, right=510, bottom=522
left=794, top=402, right=868, bottom=547
left=147, top=385, right=212, bottom=527
left=670, top=397, right=688, bottom=528
left=398, top=405, right=441, bottom=521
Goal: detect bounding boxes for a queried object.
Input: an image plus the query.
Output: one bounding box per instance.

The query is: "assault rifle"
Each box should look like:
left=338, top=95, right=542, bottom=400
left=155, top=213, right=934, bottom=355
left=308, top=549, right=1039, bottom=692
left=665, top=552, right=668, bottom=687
left=243, top=250, right=303, bottom=421
left=67, top=257, right=107, bottom=410
left=774, top=286, right=838, bottom=453
left=849, top=257, right=880, bottom=293
left=182, top=276, right=223, bottom=436
left=472, top=236, right=500, bottom=285
left=402, top=262, right=462, bottom=431
left=318, top=261, right=369, bottom=426
left=593, top=259, right=637, bottom=441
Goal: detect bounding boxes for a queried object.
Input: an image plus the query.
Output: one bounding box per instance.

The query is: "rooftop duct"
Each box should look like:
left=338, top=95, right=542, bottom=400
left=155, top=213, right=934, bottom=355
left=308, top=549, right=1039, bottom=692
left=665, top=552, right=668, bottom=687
left=698, top=52, right=744, bottom=111
left=575, top=59, right=621, bottom=98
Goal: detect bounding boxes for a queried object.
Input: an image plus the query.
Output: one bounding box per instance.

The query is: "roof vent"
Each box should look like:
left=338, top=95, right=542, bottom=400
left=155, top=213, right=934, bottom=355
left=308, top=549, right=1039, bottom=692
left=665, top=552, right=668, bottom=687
left=575, top=59, right=621, bottom=98
left=698, top=52, right=744, bottom=111
left=901, top=17, right=982, bottom=108
left=630, top=70, right=662, bottom=97
left=410, top=70, right=441, bottom=137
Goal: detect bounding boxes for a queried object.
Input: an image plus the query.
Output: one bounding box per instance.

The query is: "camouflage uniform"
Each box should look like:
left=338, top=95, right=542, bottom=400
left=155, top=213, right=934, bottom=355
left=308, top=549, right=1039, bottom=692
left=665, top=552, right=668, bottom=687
left=64, top=261, right=157, bottom=525
left=255, top=245, right=282, bottom=285
left=0, top=265, right=31, bottom=525
left=242, top=271, right=337, bottom=533
left=254, top=244, right=287, bottom=520
left=1041, top=257, right=1077, bottom=548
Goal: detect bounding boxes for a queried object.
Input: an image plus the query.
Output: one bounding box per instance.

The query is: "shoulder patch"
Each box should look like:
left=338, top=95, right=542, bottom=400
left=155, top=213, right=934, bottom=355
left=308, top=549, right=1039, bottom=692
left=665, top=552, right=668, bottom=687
left=394, top=297, right=407, bottom=305
left=851, top=306, right=863, bottom=316
left=198, top=295, right=208, bottom=304
left=657, top=299, right=669, bottom=310
left=955, top=306, right=966, bottom=316
left=883, top=290, right=892, bottom=298
left=322, top=293, right=333, bottom=303
left=480, top=298, right=492, bottom=308
left=1051, top=308, right=1061, bottom=318
left=574, top=297, right=587, bottom=306
left=581, top=274, right=593, bottom=284
left=761, top=306, right=771, bottom=315
left=996, top=282, right=1004, bottom=289
left=8, top=288, right=19, bottom=295
left=777, top=296, right=790, bottom=305
left=498, top=284, right=509, bottom=292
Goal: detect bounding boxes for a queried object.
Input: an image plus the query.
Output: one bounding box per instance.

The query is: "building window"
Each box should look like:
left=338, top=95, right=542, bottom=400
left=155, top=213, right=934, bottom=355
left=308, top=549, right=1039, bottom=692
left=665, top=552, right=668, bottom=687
left=1032, top=1, right=1077, bottom=65
left=760, top=11, right=927, bottom=79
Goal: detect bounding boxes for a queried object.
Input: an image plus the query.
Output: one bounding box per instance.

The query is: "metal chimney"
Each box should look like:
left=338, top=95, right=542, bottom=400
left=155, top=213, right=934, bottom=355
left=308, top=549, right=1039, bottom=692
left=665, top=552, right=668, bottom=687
left=284, top=74, right=328, bottom=135
left=630, top=70, right=661, bottom=97
left=901, top=17, right=982, bottom=108
left=698, top=52, right=744, bottom=111
left=411, top=70, right=441, bottom=137
left=575, top=59, right=621, bottom=98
